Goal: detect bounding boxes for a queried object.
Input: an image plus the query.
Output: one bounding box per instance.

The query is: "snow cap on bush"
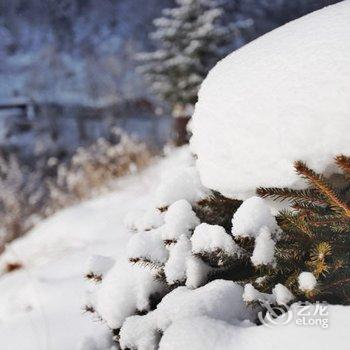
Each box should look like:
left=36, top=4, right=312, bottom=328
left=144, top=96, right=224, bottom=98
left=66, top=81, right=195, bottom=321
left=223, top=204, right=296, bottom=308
left=190, top=1, right=350, bottom=199
left=251, top=226, right=275, bottom=266
left=242, top=283, right=275, bottom=304
left=164, top=235, right=192, bottom=285
left=232, top=197, right=277, bottom=238
left=191, top=223, right=240, bottom=256
left=298, top=272, right=317, bottom=292
left=124, top=208, right=164, bottom=232
left=85, top=255, right=115, bottom=279
left=95, top=258, right=165, bottom=329
left=272, top=284, right=294, bottom=305
left=185, top=255, right=210, bottom=289
left=127, top=229, right=169, bottom=264
left=162, top=199, right=200, bottom=241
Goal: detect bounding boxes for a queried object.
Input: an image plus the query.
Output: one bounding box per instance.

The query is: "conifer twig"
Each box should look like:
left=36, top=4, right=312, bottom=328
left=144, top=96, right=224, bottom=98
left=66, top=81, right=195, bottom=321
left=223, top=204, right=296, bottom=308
left=278, top=210, right=313, bottom=237
left=335, top=155, right=350, bottom=180
left=257, top=187, right=326, bottom=205
left=294, top=161, right=350, bottom=217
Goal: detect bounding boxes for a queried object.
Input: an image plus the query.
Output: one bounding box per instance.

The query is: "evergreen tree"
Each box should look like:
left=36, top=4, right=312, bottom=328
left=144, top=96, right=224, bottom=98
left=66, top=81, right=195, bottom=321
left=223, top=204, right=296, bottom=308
left=137, top=0, right=252, bottom=145
left=255, top=156, right=350, bottom=304
left=84, top=155, right=350, bottom=348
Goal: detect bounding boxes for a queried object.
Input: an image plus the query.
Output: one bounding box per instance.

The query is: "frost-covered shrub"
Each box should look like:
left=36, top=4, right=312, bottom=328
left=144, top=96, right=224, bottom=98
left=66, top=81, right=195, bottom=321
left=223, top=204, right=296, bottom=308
left=0, top=154, right=49, bottom=252
left=0, top=129, right=151, bottom=253
left=48, top=129, right=152, bottom=211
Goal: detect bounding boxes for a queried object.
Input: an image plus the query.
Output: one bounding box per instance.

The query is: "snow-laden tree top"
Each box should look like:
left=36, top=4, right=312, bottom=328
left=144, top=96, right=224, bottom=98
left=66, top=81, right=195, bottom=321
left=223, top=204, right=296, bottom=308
left=191, top=1, right=350, bottom=199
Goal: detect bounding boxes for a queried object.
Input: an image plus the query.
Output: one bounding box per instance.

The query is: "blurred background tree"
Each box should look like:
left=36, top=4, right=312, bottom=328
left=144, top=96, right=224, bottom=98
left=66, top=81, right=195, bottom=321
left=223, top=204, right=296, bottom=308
left=137, top=0, right=253, bottom=145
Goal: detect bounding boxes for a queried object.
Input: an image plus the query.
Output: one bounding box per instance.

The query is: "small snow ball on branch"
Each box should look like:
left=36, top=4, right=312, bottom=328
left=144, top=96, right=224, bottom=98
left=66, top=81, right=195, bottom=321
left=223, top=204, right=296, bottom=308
left=191, top=223, right=240, bottom=257
left=231, top=196, right=277, bottom=238
left=251, top=226, right=275, bottom=267
left=127, top=229, right=169, bottom=266
left=272, top=284, right=294, bottom=305
left=124, top=208, right=164, bottom=233
left=162, top=199, right=200, bottom=243
left=298, top=272, right=317, bottom=292
left=85, top=255, right=115, bottom=283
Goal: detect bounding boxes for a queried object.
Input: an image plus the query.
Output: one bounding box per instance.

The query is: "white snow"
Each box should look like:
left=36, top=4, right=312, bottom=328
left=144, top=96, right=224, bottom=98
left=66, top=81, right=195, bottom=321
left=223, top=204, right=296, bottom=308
left=124, top=209, right=145, bottom=232
left=119, top=280, right=255, bottom=350
left=298, top=271, right=317, bottom=292
left=163, top=233, right=211, bottom=288
left=95, top=258, right=165, bottom=330
left=85, top=255, right=115, bottom=278
left=159, top=303, right=350, bottom=350
left=155, top=280, right=255, bottom=329
left=191, top=223, right=240, bottom=256
left=164, top=235, right=192, bottom=285
left=190, top=1, right=350, bottom=199
left=243, top=283, right=275, bottom=304
left=251, top=227, right=275, bottom=266
left=76, top=333, right=116, bottom=350
left=127, top=229, right=169, bottom=264
left=162, top=199, right=200, bottom=241
left=126, top=200, right=199, bottom=266
left=184, top=255, right=210, bottom=289
left=272, top=284, right=294, bottom=305
left=124, top=208, right=164, bottom=232
left=119, top=313, right=159, bottom=350
left=232, top=197, right=277, bottom=238
left=244, top=280, right=293, bottom=307
left=155, top=166, right=209, bottom=207
left=160, top=316, right=245, bottom=350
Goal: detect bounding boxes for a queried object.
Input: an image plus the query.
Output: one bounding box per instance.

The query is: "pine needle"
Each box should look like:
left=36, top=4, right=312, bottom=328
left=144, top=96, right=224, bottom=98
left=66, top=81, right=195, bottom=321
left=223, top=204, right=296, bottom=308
left=294, top=161, right=350, bottom=217
left=335, top=155, right=350, bottom=180
left=278, top=210, right=313, bottom=237
left=257, top=187, right=326, bottom=205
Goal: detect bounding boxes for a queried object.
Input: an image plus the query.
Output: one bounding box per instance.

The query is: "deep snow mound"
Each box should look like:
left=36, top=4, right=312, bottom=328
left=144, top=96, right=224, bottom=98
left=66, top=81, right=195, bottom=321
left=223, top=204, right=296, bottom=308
left=191, top=1, right=350, bottom=199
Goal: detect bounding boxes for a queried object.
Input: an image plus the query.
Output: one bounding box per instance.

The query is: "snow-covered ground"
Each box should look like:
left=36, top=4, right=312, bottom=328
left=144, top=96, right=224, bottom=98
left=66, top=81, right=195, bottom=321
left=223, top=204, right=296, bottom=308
left=0, top=148, right=192, bottom=350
